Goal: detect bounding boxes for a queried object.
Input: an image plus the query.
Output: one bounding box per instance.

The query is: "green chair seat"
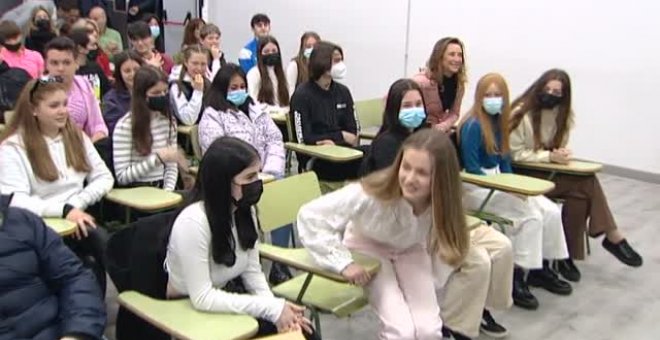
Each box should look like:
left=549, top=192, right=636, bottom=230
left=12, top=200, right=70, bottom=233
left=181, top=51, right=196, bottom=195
left=105, top=187, right=182, bottom=212
left=272, top=274, right=369, bottom=318
left=118, top=291, right=259, bottom=340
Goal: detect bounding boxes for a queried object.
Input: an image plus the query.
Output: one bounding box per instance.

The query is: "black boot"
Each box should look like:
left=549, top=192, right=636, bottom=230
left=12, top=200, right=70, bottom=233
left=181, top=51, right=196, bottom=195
left=528, top=260, right=572, bottom=295
left=512, top=267, right=538, bottom=310
left=553, top=259, right=581, bottom=282
left=268, top=262, right=293, bottom=286
left=442, top=326, right=472, bottom=340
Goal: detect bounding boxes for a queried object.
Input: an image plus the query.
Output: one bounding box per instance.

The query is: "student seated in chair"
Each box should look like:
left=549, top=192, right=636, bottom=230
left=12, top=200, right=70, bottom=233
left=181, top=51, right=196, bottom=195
left=509, top=69, right=642, bottom=280
left=298, top=129, right=470, bottom=340
left=239, top=13, right=271, bottom=73
left=458, top=73, right=571, bottom=311
left=113, top=66, right=185, bottom=191
left=290, top=41, right=361, bottom=182
left=247, top=36, right=290, bottom=112
left=127, top=21, right=174, bottom=75
left=286, top=32, right=320, bottom=96
left=165, top=137, right=317, bottom=339
left=0, top=194, right=106, bottom=340
left=361, top=78, right=513, bottom=340
left=199, top=63, right=290, bottom=285
left=103, top=51, right=144, bottom=136
left=43, top=37, right=108, bottom=143
left=69, top=28, right=111, bottom=100
left=413, top=37, right=466, bottom=132
left=169, top=45, right=210, bottom=126
left=200, top=24, right=226, bottom=80
left=0, top=76, right=114, bottom=293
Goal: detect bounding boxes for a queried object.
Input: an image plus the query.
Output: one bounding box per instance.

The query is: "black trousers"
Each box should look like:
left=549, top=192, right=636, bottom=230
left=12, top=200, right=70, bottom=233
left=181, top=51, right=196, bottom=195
left=64, top=226, right=109, bottom=295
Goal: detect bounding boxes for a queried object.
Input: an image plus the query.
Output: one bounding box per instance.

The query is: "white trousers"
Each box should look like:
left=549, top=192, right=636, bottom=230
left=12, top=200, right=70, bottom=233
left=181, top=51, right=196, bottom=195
left=463, top=183, right=569, bottom=269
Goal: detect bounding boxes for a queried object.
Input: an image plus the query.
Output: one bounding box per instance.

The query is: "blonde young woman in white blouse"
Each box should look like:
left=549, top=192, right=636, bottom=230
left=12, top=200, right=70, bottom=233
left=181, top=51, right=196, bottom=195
left=297, top=129, right=470, bottom=340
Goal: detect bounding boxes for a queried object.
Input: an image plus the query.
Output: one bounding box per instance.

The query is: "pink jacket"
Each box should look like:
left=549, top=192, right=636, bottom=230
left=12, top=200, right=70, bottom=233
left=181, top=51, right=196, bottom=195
left=67, top=76, right=108, bottom=138
left=198, top=103, right=285, bottom=177
left=412, top=71, right=464, bottom=130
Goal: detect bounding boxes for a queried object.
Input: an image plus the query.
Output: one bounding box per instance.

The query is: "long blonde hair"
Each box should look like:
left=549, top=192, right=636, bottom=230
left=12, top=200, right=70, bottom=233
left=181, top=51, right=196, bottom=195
left=459, top=73, right=511, bottom=155
left=426, top=37, right=467, bottom=86
left=361, top=129, right=469, bottom=266
left=0, top=79, right=90, bottom=181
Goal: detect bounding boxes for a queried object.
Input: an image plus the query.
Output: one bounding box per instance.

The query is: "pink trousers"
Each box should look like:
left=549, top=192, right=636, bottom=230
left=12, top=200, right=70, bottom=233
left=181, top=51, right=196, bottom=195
left=344, top=228, right=444, bottom=340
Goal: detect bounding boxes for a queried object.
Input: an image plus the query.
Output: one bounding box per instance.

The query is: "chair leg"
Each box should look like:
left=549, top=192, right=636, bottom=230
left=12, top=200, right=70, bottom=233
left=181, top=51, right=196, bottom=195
left=311, top=308, right=322, bottom=339
left=586, top=230, right=591, bottom=255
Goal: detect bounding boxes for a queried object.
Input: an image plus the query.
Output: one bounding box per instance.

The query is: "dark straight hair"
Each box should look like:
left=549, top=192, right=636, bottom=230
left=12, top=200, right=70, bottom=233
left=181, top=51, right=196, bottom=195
left=204, top=63, right=253, bottom=113
left=378, top=78, right=427, bottom=137
left=181, top=136, right=261, bottom=266
left=308, top=41, right=341, bottom=81
left=112, top=50, right=144, bottom=91
left=130, top=65, right=174, bottom=156
left=255, top=35, right=289, bottom=106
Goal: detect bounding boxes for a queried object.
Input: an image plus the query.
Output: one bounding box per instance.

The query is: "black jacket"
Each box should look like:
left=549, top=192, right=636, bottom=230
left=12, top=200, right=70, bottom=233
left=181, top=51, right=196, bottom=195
left=361, top=129, right=410, bottom=176
left=0, top=61, right=30, bottom=116
left=0, top=195, right=106, bottom=340
left=290, top=80, right=358, bottom=146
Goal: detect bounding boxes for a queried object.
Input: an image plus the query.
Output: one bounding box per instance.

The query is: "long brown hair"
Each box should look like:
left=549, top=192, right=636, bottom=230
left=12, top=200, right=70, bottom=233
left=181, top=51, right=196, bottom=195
left=28, top=6, right=56, bottom=34
left=256, top=36, right=289, bottom=106
left=510, top=69, right=573, bottom=150
left=0, top=79, right=90, bottom=181
left=182, top=18, right=205, bottom=47
left=426, top=37, right=467, bottom=86
left=458, top=73, right=511, bottom=155
left=130, top=66, right=174, bottom=156
left=176, top=44, right=210, bottom=98
left=292, top=31, right=320, bottom=88
left=361, top=129, right=469, bottom=266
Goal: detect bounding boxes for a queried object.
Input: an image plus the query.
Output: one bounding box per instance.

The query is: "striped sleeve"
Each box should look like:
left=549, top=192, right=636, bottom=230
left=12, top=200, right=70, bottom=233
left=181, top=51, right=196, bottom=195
left=163, top=120, right=179, bottom=191
left=112, top=113, right=159, bottom=186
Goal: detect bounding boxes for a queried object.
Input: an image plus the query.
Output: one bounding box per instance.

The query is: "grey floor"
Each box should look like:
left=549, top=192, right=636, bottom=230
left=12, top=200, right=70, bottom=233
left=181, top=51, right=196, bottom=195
left=104, top=173, right=660, bottom=340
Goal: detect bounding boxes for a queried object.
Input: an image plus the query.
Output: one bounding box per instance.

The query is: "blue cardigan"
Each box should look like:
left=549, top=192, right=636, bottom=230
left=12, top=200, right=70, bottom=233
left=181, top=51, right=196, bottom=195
left=459, top=116, right=512, bottom=175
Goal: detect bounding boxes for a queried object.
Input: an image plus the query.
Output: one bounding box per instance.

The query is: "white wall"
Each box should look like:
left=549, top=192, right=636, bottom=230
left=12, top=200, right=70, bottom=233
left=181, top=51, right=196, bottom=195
left=206, top=0, right=408, bottom=100
left=207, top=0, right=660, bottom=174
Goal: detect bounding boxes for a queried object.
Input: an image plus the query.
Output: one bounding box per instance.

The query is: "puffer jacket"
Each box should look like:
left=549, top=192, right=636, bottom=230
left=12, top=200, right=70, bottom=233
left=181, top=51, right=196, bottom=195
left=0, top=195, right=106, bottom=340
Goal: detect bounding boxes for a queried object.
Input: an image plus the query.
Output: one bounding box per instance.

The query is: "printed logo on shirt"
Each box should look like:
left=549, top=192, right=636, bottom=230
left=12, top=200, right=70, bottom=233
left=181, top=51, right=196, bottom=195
left=336, top=103, right=347, bottom=109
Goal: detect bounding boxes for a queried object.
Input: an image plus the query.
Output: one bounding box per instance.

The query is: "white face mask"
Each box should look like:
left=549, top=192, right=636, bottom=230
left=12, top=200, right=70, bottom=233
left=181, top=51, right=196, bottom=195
left=330, top=61, right=347, bottom=80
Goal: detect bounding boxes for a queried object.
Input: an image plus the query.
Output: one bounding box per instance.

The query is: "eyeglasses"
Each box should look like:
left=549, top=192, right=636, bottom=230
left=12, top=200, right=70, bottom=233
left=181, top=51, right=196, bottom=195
left=29, top=75, right=64, bottom=102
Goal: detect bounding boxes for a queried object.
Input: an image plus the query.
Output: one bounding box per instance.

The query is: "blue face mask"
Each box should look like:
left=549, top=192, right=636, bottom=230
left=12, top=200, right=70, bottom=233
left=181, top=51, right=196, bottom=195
left=398, top=107, right=426, bottom=129
left=227, top=89, right=248, bottom=106
left=303, top=47, right=313, bottom=59
left=482, top=97, right=503, bottom=115
left=150, top=26, right=161, bottom=39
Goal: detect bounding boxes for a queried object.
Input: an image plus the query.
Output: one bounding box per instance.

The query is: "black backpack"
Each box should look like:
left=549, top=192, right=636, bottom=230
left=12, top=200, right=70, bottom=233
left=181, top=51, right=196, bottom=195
left=0, top=62, right=31, bottom=118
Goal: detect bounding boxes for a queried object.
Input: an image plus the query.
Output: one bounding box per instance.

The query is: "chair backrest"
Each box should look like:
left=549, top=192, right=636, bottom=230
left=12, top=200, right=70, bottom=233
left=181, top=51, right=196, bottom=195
left=190, top=125, right=202, bottom=160
left=256, top=172, right=322, bottom=232
left=4, top=110, right=15, bottom=125
left=355, top=98, right=385, bottom=128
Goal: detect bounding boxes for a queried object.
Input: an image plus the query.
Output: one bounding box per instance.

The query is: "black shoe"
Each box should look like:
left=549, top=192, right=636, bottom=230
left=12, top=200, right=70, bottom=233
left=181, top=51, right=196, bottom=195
left=480, top=310, right=508, bottom=338
left=602, top=238, right=643, bottom=267
left=268, top=262, right=293, bottom=285
left=527, top=264, right=572, bottom=296
left=512, top=268, right=539, bottom=310
left=442, top=326, right=472, bottom=340
left=553, top=259, right=581, bottom=282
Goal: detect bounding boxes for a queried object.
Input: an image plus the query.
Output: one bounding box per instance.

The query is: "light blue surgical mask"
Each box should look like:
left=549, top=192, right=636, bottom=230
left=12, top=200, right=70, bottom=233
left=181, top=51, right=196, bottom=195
left=150, top=26, right=161, bottom=39
left=227, top=89, right=249, bottom=106
left=482, top=97, right=503, bottom=115
left=303, top=47, right=313, bottom=59
left=398, top=107, right=426, bottom=129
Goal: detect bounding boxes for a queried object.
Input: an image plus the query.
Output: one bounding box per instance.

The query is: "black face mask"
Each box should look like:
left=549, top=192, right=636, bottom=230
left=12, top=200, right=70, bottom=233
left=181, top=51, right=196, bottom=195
left=537, top=92, right=562, bottom=109
left=87, top=49, right=99, bottom=61
left=2, top=42, right=21, bottom=52
left=262, top=53, right=281, bottom=66
left=147, top=94, right=170, bottom=111
left=232, top=180, right=264, bottom=208
left=35, top=19, right=50, bottom=30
